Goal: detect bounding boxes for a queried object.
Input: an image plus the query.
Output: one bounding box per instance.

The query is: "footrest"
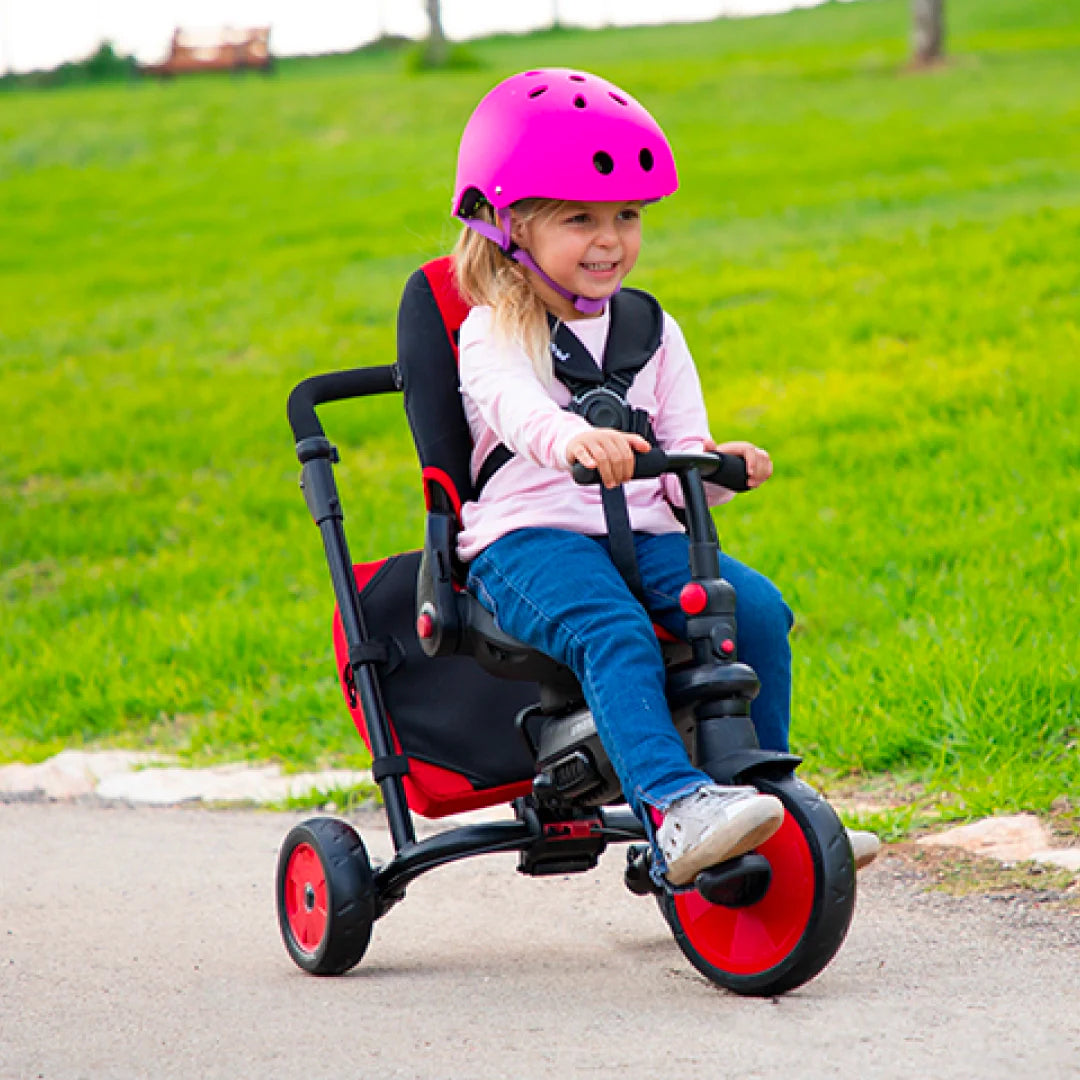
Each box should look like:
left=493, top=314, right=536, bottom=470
left=517, top=815, right=607, bottom=877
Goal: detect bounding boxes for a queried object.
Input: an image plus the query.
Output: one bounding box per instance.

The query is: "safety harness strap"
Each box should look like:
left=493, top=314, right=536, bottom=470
left=549, top=287, right=663, bottom=396
left=475, top=288, right=663, bottom=495
left=474, top=443, right=514, bottom=495
left=473, top=289, right=663, bottom=598
left=601, top=483, right=645, bottom=598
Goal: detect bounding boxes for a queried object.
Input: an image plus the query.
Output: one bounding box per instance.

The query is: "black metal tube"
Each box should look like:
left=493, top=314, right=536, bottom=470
left=599, top=808, right=647, bottom=838
left=375, top=821, right=536, bottom=896
left=318, top=514, right=416, bottom=851
left=678, top=468, right=721, bottom=577
left=288, top=364, right=414, bottom=850
left=373, top=806, right=647, bottom=898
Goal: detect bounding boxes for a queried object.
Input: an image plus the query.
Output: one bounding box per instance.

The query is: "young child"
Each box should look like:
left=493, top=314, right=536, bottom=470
left=449, top=69, right=875, bottom=883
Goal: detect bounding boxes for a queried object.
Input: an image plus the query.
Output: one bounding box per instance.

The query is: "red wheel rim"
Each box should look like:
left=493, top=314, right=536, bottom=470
left=672, top=809, right=816, bottom=976
left=283, top=842, right=328, bottom=955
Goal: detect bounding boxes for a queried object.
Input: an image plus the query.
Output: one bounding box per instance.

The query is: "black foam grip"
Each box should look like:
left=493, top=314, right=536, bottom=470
left=705, top=452, right=750, bottom=492
left=571, top=449, right=750, bottom=491
left=287, top=366, right=399, bottom=443
left=571, top=447, right=669, bottom=486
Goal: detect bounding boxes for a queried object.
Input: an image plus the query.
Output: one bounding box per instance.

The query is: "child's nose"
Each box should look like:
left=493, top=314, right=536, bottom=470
left=594, top=222, right=618, bottom=248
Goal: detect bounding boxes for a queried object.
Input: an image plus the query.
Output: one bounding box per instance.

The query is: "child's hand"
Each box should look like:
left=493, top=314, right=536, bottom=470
left=707, top=438, right=773, bottom=489
left=567, top=430, right=652, bottom=488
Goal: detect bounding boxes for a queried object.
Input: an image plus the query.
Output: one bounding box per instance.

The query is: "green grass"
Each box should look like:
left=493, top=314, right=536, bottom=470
left=1, top=0, right=1077, bottom=821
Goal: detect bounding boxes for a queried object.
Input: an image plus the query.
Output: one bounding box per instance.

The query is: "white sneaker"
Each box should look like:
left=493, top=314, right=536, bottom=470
left=847, top=828, right=881, bottom=870
left=656, top=785, right=785, bottom=887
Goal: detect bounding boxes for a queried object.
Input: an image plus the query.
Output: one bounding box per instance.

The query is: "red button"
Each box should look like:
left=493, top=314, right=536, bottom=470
left=679, top=582, right=708, bottom=615
left=720, top=639, right=735, bottom=656
left=416, top=613, right=434, bottom=639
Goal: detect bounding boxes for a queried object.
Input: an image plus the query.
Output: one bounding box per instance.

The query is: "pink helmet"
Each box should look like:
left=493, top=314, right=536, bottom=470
left=453, top=67, right=678, bottom=230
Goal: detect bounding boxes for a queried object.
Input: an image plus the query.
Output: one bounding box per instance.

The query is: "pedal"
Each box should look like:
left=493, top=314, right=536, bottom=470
left=624, top=844, right=661, bottom=896
left=694, top=853, right=772, bottom=908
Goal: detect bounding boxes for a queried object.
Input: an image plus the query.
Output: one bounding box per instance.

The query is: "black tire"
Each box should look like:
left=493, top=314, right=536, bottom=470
left=659, top=775, right=855, bottom=996
left=276, top=817, right=376, bottom=976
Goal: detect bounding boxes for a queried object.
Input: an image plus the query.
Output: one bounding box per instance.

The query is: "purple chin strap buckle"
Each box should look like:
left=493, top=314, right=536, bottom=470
left=463, top=212, right=618, bottom=315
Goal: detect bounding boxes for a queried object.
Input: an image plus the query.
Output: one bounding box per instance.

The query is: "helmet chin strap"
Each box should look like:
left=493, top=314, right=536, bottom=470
left=460, top=210, right=618, bottom=316
left=510, top=249, right=618, bottom=316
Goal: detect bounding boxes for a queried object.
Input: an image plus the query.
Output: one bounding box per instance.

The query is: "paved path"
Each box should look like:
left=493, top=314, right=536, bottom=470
left=2, top=801, right=1078, bottom=1080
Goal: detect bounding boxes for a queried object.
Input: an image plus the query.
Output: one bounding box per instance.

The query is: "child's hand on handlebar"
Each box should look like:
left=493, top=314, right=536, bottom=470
left=566, top=430, right=652, bottom=488
left=707, top=438, right=773, bottom=489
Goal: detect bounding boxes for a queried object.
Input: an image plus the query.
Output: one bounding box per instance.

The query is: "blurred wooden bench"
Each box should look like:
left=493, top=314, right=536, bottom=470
left=146, top=27, right=272, bottom=76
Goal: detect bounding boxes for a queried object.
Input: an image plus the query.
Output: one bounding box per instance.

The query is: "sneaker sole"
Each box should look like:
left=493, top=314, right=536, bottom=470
left=665, top=797, right=785, bottom=887
left=852, top=843, right=881, bottom=871
left=847, top=830, right=881, bottom=871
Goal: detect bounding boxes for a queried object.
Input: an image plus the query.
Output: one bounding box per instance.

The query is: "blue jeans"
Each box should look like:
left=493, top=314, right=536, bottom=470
left=467, top=528, right=793, bottom=823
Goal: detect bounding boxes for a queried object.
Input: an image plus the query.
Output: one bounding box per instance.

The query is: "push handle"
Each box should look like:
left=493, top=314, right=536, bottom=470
left=287, top=365, right=400, bottom=447
left=571, top=449, right=750, bottom=491
left=285, top=362, right=415, bottom=850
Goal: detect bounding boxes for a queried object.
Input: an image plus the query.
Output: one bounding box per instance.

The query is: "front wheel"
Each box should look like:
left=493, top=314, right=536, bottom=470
left=276, top=817, right=376, bottom=975
left=660, top=775, right=855, bottom=996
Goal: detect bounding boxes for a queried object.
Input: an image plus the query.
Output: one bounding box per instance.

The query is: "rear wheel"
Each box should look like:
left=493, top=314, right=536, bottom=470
left=276, top=817, right=376, bottom=975
left=660, top=775, right=855, bottom=996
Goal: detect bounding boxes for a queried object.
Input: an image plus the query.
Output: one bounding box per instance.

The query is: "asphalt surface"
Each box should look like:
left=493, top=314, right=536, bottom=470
left=2, top=801, right=1078, bottom=1080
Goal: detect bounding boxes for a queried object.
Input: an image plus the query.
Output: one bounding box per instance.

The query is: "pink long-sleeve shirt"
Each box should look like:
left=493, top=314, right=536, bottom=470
left=456, top=302, right=732, bottom=561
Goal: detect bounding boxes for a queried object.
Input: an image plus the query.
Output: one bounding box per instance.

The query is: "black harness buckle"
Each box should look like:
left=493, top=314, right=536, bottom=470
left=569, top=386, right=633, bottom=431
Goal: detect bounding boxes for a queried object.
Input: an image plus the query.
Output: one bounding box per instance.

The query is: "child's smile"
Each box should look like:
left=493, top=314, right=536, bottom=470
left=513, top=200, right=642, bottom=319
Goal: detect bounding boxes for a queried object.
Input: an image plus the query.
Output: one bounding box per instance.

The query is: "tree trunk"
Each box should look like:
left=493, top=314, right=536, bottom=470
left=424, top=0, right=449, bottom=67
left=911, top=0, right=945, bottom=67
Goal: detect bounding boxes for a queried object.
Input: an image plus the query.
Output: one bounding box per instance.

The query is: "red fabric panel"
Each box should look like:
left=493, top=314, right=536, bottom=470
left=422, top=465, right=464, bottom=520
left=332, top=561, right=528, bottom=818
left=401, top=764, right=533, bottom=819
left=420, top=255, right=471, bottom=363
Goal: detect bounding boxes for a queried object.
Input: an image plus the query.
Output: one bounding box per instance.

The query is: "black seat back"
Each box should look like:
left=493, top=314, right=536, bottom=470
left=397, top=255, right=475, bottom=524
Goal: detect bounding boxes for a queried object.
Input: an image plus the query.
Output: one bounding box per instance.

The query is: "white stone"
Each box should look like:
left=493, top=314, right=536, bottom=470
left=95, top=762, right=370, bottom=805
left=0, top=750, right=170, bottom=799
left=916, top=813, right=1080, bottom=870
left=1032, top=849, right=1080, bottom=873
left=5, top=754, right=1078, bottom=875
left=0, top=750, right=370, bottom=807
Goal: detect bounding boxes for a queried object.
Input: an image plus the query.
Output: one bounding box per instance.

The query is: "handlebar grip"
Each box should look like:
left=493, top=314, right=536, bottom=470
left=570, top=462, right=597, bottom=485
left=571, top=449, right=750, bottom=492
left=287, top=365, right=400, bottom=444
left=705, top=452, right=750, bottom=492
left=571, top=447, right=670, bottom=486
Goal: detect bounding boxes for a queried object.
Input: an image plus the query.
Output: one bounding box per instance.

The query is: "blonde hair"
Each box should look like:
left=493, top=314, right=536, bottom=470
left=452, top=199, right=564, bottom=385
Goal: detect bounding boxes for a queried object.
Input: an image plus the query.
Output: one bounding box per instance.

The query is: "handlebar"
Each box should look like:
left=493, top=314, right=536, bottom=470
left=571, top=449, right=750, bottom=491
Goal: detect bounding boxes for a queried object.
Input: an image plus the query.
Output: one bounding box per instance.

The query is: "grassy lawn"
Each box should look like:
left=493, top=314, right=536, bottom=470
left=1, top=0, right=1077, bottom=828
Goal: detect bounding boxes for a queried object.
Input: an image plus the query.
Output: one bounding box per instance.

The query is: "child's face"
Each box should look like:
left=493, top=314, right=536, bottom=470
left=512, top=200, right=642, bottom=319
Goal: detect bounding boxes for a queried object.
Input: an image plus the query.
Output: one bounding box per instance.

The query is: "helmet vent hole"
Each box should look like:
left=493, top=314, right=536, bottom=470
left=528, top=85, right=548, bottom=99
left=525, top=70, right=541, bottom=76
left=609, top=92, right=628, bottom=106
left=569, top=74, right=586, bottom=82
left=593, top=151, right=615, bottom=175
left=573, top=95, right=587, bottom=109
left=639, top=148, right=655, bottom=171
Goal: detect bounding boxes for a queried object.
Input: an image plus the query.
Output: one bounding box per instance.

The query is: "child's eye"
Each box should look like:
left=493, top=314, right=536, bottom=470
left=566, top=213, right=591, bottom=225
left=618, top=208, right=641, bottom=222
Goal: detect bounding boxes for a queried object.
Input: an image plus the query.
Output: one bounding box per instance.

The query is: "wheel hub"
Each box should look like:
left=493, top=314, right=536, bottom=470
left=283, top=842, right=329, bottom=954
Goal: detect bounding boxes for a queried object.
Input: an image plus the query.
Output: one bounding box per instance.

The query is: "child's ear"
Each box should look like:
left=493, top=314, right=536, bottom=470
left=510, top=214, right=528, bottom=247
